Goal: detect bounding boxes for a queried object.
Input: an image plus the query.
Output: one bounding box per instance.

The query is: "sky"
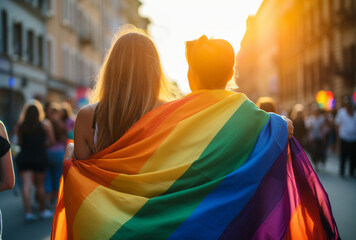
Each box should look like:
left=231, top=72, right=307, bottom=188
left=140, top=0, right=264, bottom=94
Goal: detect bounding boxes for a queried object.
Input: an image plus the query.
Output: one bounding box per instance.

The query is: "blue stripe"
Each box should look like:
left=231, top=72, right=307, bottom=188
left=168, top=114, right=288, bottom=240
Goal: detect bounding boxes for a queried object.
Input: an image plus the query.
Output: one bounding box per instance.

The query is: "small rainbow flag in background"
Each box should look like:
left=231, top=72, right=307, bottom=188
left=316, top=90, right=335, bottom=111
left=51, top=90, right=339, bottom=240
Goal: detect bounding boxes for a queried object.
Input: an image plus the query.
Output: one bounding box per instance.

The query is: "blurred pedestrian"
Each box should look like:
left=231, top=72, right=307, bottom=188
left=0, top=121, right=15, bottom=240
left=61, top=102, right=75, bottom=142
left=326, top=109, right=337, bottom=155
left=305, top=105, right=328, bottom=170
left=15, top=100, right=55, bottom=221
left=290, top=104, right=308, bottom=149
left=256, top=97, right=278, bottom=114
left=45, top=102, right=67, bottom=205
left=335, top=97, right=356, bottom=177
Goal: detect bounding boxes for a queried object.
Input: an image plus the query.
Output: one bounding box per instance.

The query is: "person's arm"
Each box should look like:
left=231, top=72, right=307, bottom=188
left=64, top=143, right=74, bottom=161
left=0, top=121, right=15, bottom=191
left=281, top=116, right=294, bottom=139
left=42, top=119, right=55, bottom=147
left=74, top=105, right=95, bottom=160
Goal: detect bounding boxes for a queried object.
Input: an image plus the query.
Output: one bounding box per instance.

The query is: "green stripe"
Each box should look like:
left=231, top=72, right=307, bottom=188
left=110, top=100, right=269, bottom=240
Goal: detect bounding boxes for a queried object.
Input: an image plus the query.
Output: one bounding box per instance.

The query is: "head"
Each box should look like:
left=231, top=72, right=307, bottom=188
left=61, top=102, right=73, bottom=121
left=46, top=101, right=61, bottom=121
left=256, top=97, right=278, bottom=114
left=185, top=35, right=235, bottom=91
left=90, top=25, right=172, bottom=152
left=19, top=100, right=45, bottom=134
left=19, top=99, right=45, bottom=123
left=290, top=104, right=304, bottom=120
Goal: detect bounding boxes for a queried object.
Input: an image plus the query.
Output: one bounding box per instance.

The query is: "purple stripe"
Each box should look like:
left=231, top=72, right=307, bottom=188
left=219, top=142, right=289, bottom=240
left=252, top=147, right=301, bottom=239
left=289, top=137, right=340, bottom=239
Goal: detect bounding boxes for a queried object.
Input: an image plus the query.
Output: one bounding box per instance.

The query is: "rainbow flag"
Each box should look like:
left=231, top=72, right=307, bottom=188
left=51, top=90, right=339, bottom=240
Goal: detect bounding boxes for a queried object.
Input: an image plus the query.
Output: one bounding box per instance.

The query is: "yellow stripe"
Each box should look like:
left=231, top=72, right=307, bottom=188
left=73, top=186, right=147, bottom=240
left=139, top=92, right=246, bottom=172
left=73, top=91, right=247, bottom=239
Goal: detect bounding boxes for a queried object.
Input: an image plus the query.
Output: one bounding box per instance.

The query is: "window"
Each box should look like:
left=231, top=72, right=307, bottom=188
left=61, top=0, right=69, bottom=25
left=47, top=36, right=56, bottom=75
left=1, top=10, right=8, bottom=55
left=13, top=22, right=22, bottom=57
left=27, top=30, right=34, bottom=63
left=48, top=0, right=56, bottom=16
left=62, top=45, right=68, bottom=79
left=38, top=35, right=43, bottom=67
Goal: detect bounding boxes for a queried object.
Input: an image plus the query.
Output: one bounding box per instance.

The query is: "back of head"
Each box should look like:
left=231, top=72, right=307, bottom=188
left=90, top=25, right=170, bottom=152
left=19, top=100, right=44, bottom=135
left=256, top=97, right=278, bottom=114
left=186, top=35, right=235, bottom=91
left=290, top=104, right=304, bottom=120
left=61, top=102, right=73, bottom=120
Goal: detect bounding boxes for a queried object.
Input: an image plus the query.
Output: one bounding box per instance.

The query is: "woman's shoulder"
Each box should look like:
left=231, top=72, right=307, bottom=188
left=0, top=121, right=7, bottom=139
left=76, top=103, right=98, bottom=121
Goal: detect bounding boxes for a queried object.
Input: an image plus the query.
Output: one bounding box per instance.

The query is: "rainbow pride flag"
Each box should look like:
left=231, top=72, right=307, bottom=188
left=51, top=90, right=339, bottom=240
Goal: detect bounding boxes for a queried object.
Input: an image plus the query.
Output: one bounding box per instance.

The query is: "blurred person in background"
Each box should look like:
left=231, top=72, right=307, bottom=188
left=0, top=121, right=15, bottom=240
left=45, top=102, right=67, bottom=205
left=60, top=102, right=75, bottom=143
left=15, top=100, right=55, bottom=221
left=256, top=97, right=278, bottom=114
left=335, top=96, right=356, bottom=177
left=305, top=105, right=328, bottom=171
left=326, top=109, right=338, bottom=155
left=290, top=104, right=308, bottom=149
left=256, top=97, right=294, bottom=137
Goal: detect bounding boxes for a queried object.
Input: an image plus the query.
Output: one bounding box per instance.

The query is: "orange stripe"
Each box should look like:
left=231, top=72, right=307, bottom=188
left=76, top=92, right=223, bottom=175
left=284, top=203, right=327, bottom=239
left=90, top=94, right=199, bottom=159
left=63, top=166, right=101, bottom=239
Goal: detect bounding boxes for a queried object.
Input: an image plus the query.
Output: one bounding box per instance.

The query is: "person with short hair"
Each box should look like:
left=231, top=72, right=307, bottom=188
left=335, top=97, right=356, bottom=177
left=256, top=97, right=279, bottom=114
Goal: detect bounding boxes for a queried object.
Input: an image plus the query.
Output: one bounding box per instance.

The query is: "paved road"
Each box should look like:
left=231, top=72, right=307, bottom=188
left=0, top=153, right=355, bottom=240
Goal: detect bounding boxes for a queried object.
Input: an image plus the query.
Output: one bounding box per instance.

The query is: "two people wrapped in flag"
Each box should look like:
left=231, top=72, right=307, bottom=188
left=51, top=26, right=339, bottom=239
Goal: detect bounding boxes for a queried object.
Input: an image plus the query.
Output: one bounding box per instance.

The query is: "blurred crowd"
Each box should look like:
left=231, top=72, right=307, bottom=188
left=256, top=95, right=356, bottom=177
left=9, top=99, right=76, bottom=222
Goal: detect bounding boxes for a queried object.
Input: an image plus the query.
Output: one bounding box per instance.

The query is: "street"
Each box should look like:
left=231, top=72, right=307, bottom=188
left=0, top=153, right=355, bottom=240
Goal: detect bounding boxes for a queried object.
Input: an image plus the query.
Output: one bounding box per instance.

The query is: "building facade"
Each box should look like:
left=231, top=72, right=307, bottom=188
left=237, top=0, right=356, bottom=111
left=0, top=0, right=149, bottom=131
left=0, top=0, right=48, bottom=130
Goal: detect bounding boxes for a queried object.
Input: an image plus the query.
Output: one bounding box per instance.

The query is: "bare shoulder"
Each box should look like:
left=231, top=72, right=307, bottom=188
left=0, top=121, right=8, bottom=139
left=76, top=103, right=98, bottom=124
left=74, top=103, right=98, bottom=136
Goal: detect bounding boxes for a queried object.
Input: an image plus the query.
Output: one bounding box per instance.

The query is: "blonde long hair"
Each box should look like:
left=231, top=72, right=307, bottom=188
left=90, top=25, right=173, bottom=152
